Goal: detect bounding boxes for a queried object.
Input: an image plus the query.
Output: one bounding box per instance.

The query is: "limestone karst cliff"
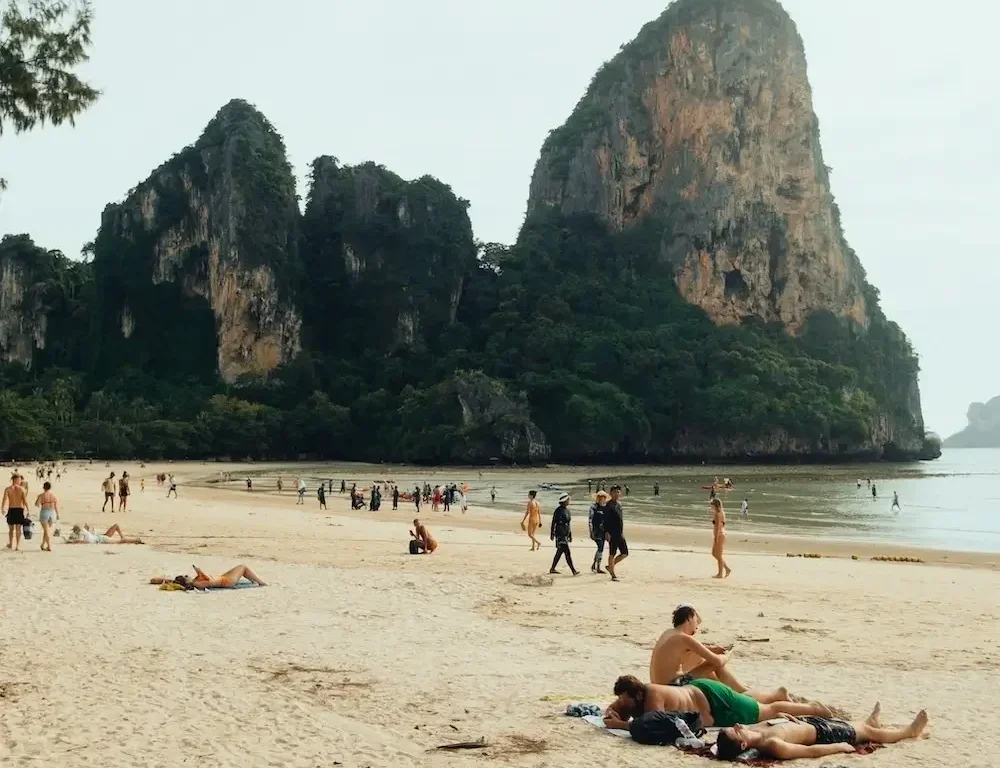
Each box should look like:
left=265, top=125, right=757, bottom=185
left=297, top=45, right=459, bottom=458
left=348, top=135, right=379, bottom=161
left=0, top=234, right=90, bottom=370
left=300, top=157, right=477, bottom=358
left=525, top=0, right=927, bottom=458
left=91, top=99, right=301, bottom=382
left=528, top=0, right=866, bottom=332
left=944, top=398, right=1000, bottom=448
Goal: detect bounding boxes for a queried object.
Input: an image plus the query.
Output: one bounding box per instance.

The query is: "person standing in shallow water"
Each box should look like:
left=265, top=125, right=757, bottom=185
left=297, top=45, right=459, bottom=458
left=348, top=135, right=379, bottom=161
left=490, top=486, right=496, bottom=503
left=549, top=493, right=579, bottom=576
left=653, top=482, right=660, bottom=497
left=711, top=497, right=731, bottom=578
left=872, top=484, right=877, bottom=501
left=521, top=490, right=542, bottom=551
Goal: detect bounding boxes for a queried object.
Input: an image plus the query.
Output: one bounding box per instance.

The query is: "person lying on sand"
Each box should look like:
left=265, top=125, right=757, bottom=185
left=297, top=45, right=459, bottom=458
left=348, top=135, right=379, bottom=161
left=650, top=605, right=786, bottom=704
left=604, top=676, right=831, bottom=730
left=150, top=564, right=267, bottom=589
left=67, top=524, right=144, bottom=544
left=714, top=704, right=928, bottom=761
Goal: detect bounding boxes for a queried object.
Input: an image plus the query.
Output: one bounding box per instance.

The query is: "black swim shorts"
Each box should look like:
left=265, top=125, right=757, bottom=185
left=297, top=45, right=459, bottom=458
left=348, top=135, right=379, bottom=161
left=608, top=536, right=628, bottom=558
left=6, top=507, right=25, bottom=526
left=803, top=717, right=857, bottom=746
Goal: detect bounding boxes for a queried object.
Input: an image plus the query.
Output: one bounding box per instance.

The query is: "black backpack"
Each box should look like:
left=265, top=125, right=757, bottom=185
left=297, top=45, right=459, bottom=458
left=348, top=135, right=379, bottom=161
left=628, top=711, right=705, bottom=745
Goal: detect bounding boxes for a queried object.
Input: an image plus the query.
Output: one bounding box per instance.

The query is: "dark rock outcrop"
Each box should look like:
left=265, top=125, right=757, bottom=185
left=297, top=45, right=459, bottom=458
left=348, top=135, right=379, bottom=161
left=454, top=371, right=550, bottom=463
left=92, top=100, right=301, bottom=381
left=528, top=0, right=867, bottom=332
left=301, top=158, right=477, bottom=357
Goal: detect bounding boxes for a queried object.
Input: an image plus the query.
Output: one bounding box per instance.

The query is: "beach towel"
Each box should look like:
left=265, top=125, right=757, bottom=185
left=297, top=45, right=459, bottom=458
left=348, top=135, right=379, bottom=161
left=582, top=715, right=631, bottom=739
left=197, top=579, right=259, bottom=592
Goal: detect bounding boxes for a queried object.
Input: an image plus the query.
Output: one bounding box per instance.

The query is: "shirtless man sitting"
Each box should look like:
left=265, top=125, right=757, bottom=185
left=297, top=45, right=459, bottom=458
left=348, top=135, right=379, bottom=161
left=651, top=604, right=788, bottom=704
left=67, top=524, right=144, bottom=544
left=715, top=704, right=928, bottom=761
left=604, top=676, right=831, bottom=731
left=151, top=564, right=267, bottom=589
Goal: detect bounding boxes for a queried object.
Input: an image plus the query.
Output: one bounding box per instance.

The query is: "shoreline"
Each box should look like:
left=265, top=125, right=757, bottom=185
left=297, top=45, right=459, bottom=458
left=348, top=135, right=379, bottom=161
left=187, top=476, right=1000, bottom=569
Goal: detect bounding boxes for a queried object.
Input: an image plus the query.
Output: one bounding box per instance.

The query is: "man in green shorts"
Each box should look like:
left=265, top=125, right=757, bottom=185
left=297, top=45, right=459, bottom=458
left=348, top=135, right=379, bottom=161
left=603, top=676, right=831, bottom=730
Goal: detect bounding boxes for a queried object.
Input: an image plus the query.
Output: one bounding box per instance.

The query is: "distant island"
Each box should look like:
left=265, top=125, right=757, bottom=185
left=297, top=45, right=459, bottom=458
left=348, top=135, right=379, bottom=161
left=944, top=398, right=1000, bottom=448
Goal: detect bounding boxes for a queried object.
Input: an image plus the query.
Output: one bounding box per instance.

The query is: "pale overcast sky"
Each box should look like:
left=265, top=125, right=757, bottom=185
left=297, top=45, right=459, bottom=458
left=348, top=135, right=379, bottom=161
left=2, top=0, right=995, bottom=437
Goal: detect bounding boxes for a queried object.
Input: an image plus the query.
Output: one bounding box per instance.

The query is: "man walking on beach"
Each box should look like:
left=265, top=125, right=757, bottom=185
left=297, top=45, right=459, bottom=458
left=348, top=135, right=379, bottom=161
left=891, top=492, right=900, bottom=512
left=3, top=474, right=28, bottom=551
left=296, top=477, right=306, bottom=505
left=317, top=483, right=327, bottom=509
left=102, top=472, right=116, bottom=512
left=589, top=490, right=607, bottom=573
left=549, top=493, right=579, bottom=575
left=392, top=485, right=399, bottom=510
left=605, top=485, right=628, bottom=581
left=740, top=498, right=749, bottom=520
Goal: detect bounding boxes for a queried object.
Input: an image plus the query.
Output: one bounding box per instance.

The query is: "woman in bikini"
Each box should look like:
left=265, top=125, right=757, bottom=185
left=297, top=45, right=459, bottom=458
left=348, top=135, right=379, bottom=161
left=711, top=497, right=731, bottom=578
left=151, top=564, right=267, bottom=589
left=34, top=481, right=60, bottom=551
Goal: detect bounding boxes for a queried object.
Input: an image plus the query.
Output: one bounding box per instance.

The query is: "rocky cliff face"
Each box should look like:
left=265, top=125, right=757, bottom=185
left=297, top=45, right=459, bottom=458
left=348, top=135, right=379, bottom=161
left=528, top=0, right=866, bottom=332
left=301, top=157, right=477, bottom=357
left=454, top=371, right=550, bottom=463
left=92, top=100, right=301, bottom=381
left=0, top=237, right=48, bottom=366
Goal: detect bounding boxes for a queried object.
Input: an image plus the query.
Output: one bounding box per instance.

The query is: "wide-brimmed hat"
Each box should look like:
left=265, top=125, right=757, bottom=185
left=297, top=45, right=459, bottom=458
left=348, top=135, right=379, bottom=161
left=558, top=493, right=570, bottom=503
left=596, top=490, right=609, bottom=499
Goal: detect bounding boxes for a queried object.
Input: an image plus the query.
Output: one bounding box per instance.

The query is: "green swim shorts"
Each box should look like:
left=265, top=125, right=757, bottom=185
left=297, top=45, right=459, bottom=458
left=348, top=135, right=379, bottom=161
left=689, top=678, right=760, bottom=727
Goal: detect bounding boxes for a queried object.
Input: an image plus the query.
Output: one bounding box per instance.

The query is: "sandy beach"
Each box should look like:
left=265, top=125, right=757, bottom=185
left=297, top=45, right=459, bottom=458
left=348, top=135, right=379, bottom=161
left=0, top=461, right=996, bottom=767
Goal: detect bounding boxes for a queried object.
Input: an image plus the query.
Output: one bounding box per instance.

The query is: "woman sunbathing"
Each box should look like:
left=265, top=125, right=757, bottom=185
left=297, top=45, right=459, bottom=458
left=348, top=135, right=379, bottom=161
left=151, top=564, right=267, bottom=589
left=67, top=524, right=144, bottom=544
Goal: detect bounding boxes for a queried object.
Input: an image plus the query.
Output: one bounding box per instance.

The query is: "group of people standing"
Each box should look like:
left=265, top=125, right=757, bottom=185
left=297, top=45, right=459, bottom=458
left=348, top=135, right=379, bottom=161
left=522, top=486, right=630, bottom=581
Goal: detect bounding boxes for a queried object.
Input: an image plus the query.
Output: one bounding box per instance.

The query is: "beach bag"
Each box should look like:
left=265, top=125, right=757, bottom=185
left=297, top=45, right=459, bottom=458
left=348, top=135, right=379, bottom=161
left=628, top=711, right=704, bottom=745
left=408, top=539, right=422, bottom=555
left=21, top=518, right=33, bottom=540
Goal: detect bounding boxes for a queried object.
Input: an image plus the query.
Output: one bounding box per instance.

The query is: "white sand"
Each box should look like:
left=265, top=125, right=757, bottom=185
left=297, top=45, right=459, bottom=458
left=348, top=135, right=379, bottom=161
left=0, top=461, right=996, bottom=767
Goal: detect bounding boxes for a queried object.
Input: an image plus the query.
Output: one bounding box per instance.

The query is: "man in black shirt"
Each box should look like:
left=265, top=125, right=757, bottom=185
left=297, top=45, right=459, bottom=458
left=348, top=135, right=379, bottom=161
left=549, top=493, right=579, bottom=576
left=604, top=485, right=628, bottom=581
left=392, top=485, right=399, bottom=510
left=589, top=490, right=608, bottom=573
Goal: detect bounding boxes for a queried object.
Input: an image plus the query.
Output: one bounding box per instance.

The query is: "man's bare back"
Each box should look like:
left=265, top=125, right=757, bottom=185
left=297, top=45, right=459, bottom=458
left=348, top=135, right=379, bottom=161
left=3, top=483, right=27, bottom=510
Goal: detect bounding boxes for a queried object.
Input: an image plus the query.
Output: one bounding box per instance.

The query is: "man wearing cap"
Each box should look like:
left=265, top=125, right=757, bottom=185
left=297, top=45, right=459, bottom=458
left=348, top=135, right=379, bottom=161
left=589, top=491, right=608, bottom=573
left=605, top=485, right=628, bottom=581
left=549, top=493, right=579, bottom=576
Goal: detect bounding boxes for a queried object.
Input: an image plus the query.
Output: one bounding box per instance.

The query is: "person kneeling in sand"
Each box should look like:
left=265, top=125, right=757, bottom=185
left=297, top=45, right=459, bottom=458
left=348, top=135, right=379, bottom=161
left=715, top=704, right=928, bottom=761
left=151, top=564, right=266, bottom=589
left=410, top=519, right=438, bottom=554
left=67, top=524, right=144, bottom=545
left=650, top=604, right=788, bottom=704
left=604, top=676, right=832, bottom=731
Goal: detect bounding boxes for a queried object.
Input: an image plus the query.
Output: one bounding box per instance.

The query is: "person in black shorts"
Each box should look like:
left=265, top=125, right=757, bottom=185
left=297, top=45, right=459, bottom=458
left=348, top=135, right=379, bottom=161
left=604, top=485, right=628, bottom=581
left=714, top=703, right=928, bottom=761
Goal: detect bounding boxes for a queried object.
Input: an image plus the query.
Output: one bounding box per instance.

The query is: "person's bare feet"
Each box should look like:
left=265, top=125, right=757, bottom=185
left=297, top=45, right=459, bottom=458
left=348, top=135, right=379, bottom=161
left=775, top=687, right=790, bottom=702
left=907, top=710, right=929, bottom=738
left=724, top=566, right=732, bottom=578
left=865, top=701, right=882, bottom=727
left=713, top=573, right=724, bottom=579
